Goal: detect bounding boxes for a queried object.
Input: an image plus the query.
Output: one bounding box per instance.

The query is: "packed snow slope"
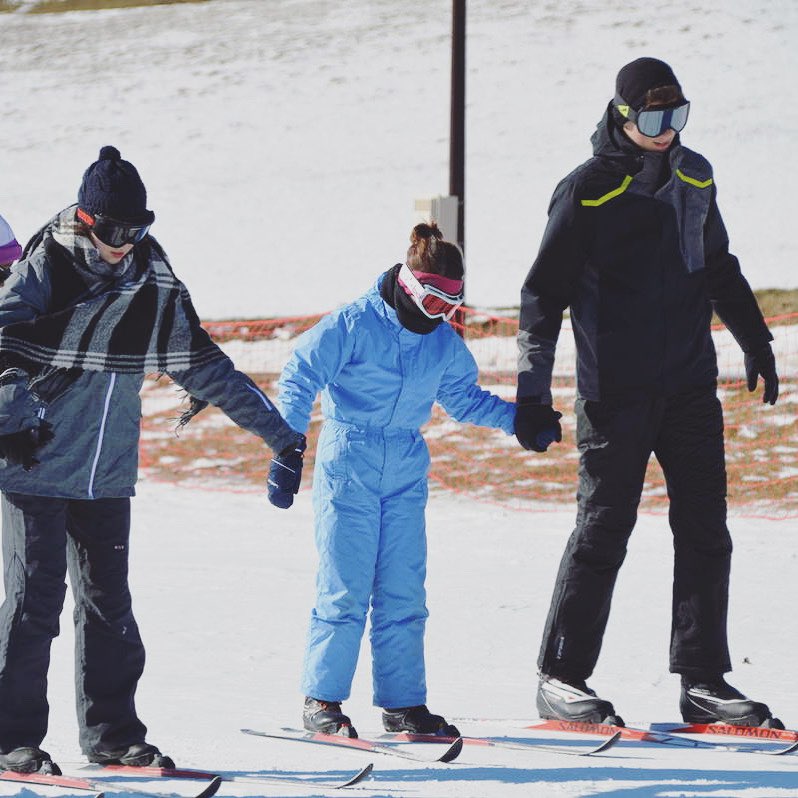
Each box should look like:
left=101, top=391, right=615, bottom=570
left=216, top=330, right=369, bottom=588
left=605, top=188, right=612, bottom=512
left=0, top=0, right=795, bottom=319
left=0, top=483, right=795, bottom=797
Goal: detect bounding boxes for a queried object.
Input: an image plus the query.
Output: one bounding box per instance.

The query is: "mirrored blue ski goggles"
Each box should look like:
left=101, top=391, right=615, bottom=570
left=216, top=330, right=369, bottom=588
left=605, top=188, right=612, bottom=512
left=615, top=96, right=690, bottom=137
left=77, top=207, right=152, bottom=248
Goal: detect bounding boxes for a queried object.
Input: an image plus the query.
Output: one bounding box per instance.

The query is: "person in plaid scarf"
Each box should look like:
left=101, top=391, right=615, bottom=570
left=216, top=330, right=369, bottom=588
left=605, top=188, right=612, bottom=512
left=0, top=146, right=305, bottom=776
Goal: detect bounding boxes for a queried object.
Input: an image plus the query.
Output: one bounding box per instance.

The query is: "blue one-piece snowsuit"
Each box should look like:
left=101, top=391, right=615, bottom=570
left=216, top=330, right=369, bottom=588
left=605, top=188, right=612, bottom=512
left=278, top=277, right=515, bottom=707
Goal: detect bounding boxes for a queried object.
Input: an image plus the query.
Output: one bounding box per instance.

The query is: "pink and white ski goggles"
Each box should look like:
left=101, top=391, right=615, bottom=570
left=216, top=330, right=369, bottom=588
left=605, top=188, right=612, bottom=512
left=397, top=262, right=464, bottom=320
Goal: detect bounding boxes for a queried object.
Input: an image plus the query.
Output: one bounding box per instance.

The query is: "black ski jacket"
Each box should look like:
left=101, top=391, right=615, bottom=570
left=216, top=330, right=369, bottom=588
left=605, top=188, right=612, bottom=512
left=518, top=107, right=772, bottom=403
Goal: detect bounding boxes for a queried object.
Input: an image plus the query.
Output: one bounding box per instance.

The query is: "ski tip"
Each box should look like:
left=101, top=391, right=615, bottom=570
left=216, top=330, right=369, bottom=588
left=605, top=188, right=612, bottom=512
left=338, top=762, right=374, bottom=787
left=439, top=736, right=464, bottom=763
left=587, top=729, right=622, bottom=754
left=195, top=775, right=223, bottom=798
left=774, top=740, right=798, bottom=756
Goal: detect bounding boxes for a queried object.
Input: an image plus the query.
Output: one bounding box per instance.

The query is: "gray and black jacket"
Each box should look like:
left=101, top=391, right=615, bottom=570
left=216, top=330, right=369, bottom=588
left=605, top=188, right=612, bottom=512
left=0, top=222, right=298, bottom=499
left=518, top=106, right=772, bottom=403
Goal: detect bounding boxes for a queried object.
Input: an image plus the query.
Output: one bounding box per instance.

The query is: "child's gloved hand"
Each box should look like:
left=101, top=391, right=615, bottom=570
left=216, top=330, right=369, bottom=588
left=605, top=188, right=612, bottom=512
left=267, top=434, right=307, bottom=508
left=514, top=397, right=562, bottom=452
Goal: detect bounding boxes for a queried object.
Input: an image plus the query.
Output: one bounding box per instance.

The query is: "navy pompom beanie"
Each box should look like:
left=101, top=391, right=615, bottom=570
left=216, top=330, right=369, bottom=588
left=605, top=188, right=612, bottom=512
left=78, top=145, right=155, bottom=224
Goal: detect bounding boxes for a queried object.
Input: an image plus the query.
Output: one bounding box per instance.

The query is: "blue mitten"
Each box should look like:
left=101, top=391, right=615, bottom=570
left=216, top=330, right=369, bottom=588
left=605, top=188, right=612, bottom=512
left=267, top=435, right=307, bottom=509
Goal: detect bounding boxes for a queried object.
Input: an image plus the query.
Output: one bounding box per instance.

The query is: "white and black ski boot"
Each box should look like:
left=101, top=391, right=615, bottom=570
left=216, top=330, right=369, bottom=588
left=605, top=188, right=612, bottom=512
left=0, top=746, right=61, bottom=775
left=679, top=676, right=783, bottom=728
left=537, top=675, right=624, bottom=725
left=303, top=697, right=358, bottom=738
left=382, top=705, right=459, bottom=737
left=88, top=742, right=175, bottom=768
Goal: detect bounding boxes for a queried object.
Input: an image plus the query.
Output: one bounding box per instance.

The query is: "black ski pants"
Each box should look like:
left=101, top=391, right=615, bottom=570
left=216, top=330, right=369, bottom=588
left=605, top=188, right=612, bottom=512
left=537, top=386, right=733, bottom=682
left=0, top=493, right=147, bottom=755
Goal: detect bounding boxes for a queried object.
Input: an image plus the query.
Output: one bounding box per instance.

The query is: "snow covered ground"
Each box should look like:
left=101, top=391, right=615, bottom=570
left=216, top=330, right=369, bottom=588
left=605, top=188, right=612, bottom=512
left=0, top=0, right=796, bottom=319
left=1, top=481, right=793, bottom=797
left=0, top=0, right=796, bottom=795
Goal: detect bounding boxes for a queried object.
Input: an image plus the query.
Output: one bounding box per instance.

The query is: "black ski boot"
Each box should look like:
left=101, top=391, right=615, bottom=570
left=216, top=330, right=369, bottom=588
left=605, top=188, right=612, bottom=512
left=0, top=746, right=61, bottom=775
left=537, top=675, right=624, bottom=726
left=382, top=705, right=460, bottom=737
left=87, top=742, right=175, bottom=768
left=303, top=697, right=358, bottom=738
left=679, top=676, right=783, bottom=727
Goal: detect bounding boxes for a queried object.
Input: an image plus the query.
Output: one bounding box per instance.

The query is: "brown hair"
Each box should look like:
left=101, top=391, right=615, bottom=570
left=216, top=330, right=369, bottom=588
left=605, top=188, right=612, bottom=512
left=406, top=221, right=464, bottom=279
left=644, top=84, right=684, bottom=108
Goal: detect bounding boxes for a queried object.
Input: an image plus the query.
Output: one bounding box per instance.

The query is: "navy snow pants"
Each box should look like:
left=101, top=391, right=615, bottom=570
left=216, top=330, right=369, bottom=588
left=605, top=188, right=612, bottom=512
left=0, top=493, right=147, bottom=755
left=538, top=386, right=733, bottom=681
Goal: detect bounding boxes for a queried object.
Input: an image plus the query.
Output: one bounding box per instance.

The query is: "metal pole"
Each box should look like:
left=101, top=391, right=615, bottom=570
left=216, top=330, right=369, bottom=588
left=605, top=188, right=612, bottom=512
left=450, top=0, right=466, bottom=332
left=450, top=0, right=465, bottom=254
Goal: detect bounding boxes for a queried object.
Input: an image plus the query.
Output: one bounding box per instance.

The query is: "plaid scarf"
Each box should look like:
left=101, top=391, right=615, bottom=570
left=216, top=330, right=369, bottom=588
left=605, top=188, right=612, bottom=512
left=0, top=207, right=224, bottom=377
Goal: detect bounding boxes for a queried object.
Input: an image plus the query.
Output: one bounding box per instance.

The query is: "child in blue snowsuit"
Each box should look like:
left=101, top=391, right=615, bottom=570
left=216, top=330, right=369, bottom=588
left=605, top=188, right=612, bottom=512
left=270, top=223, right=515, bottom=738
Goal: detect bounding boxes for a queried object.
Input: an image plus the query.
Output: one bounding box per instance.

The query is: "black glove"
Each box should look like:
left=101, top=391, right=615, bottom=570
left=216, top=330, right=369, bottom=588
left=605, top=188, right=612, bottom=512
left=744, top=343, right=779, bottom=405
left=514, top=397, right=563, bottom=452
left=0, top=422, right=55, bottom=471
left=0, top=368, right=54, bottom=470
left=267, top=434, right=307, bottom=509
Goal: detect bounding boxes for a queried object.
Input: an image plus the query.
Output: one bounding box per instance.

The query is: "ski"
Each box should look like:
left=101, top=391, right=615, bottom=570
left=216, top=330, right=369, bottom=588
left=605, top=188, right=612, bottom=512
left=1, top=767, right=223, bottom=798
left=0, top=770, right=105, bottom=796
left=527, top=719, right=798, bottom=756
left=656, top=721, right=798, bottom=743
left=380, top=729, right=621, bottom=757
left=83, top=761, right=374, bottom=790
left=242, top=726, right=463, bottom=763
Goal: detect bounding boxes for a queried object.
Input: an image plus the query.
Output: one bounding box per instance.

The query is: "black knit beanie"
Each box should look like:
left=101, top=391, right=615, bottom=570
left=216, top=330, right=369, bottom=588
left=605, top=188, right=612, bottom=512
left=78, top=146, right=155, bottom=224
left=615, top=57, right=682, bottom=110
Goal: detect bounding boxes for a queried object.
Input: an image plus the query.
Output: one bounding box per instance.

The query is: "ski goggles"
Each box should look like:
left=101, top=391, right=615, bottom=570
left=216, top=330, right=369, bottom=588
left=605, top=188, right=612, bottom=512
left=77, top=207, right=152, bottom=247
left=614, top=96, right=690, bottom=138
left=397, top=262, right=464, bottom=320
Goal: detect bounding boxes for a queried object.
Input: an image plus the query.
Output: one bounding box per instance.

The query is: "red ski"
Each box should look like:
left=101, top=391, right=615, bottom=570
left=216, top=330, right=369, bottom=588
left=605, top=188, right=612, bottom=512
left=527, top=719, right=798, bottom=755
left=655, top=722, right=798, bottom=742
left=242, top=726, right=463, bottom=763
left=83, top=761, right=374, bottom=790
left=381, top=730, right=621, bottom=756
left=0, top=770, right=104, bottom=796
left=1, top=767, right=222, bottom=798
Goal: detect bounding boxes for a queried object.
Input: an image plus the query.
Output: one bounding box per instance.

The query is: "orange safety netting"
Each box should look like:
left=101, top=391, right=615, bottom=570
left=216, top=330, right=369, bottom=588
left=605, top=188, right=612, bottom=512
left=140, top=309, right=797, bottom=519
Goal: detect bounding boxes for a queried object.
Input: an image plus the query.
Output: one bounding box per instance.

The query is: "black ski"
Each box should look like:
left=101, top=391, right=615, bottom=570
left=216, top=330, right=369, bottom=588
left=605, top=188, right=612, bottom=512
left=242, top=726, right=463, bottom=763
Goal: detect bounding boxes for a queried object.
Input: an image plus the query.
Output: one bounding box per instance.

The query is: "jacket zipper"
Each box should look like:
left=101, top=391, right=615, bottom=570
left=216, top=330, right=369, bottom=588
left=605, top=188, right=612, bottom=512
left=87, top=373, right=116, bottom=499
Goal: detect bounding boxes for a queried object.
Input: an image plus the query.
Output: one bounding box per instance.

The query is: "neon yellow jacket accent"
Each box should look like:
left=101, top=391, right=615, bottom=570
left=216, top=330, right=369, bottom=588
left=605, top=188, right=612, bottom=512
left=580, top=175, right=633, bottom=206
left=676, top=168, right=714, bottom=189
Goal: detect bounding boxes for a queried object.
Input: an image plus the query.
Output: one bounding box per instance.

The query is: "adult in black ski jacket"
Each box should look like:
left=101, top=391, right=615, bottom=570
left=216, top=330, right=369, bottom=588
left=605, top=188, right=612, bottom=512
left=516, top=58, right=781, bottom=728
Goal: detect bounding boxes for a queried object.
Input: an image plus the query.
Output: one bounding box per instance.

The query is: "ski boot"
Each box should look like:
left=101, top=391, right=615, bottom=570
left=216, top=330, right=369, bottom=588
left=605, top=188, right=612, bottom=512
left=382, top=705, right=460, bottom=737
left=0, top=746, right=61, bottom=775
left=537, top=675, right=624, bottom=725
left=303, top=697, right=358, bottom=738
left=680, top=676, right=783, bottom=728
left=87, top=742, right=175, bottom=767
